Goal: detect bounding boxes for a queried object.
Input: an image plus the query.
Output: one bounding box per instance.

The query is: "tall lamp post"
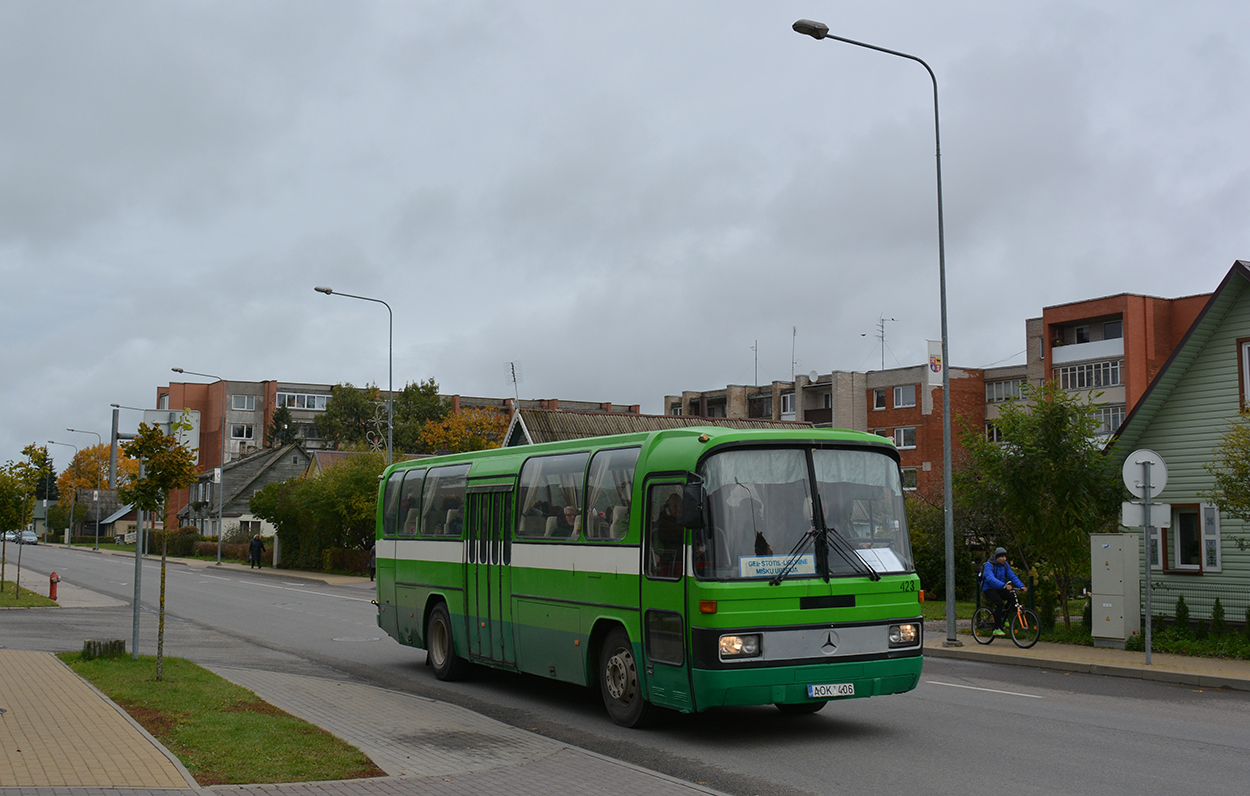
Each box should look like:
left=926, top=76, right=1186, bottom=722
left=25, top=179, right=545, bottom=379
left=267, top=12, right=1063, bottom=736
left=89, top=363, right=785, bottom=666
left=314, top=286, right=393, bottom=466
left=172, top=368, right=227, bottom=565
left=793, top=19, right=958, bottom=645
left=47, top=440, right=78, bottom=546
left=66, top=428, right=103, bottom=550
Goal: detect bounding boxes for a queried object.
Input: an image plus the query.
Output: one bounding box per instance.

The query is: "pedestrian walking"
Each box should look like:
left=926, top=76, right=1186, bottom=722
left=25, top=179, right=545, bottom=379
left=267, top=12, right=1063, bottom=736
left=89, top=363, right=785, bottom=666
left=249, top=534, right=266, bottom=569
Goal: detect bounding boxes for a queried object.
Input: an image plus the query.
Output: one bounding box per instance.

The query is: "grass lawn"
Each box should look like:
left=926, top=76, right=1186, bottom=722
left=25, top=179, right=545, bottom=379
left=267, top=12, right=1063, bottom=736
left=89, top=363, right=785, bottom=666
left=60, top=653, right=385, bottom=786
left=922, top=598, right=977, bottom=622
left=0, top=578, right=57, bottom=607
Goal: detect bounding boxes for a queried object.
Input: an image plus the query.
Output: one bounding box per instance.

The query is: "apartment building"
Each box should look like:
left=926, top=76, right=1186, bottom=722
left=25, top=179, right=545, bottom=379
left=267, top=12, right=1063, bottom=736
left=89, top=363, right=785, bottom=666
left=664, top=289, right=1210, bottom=501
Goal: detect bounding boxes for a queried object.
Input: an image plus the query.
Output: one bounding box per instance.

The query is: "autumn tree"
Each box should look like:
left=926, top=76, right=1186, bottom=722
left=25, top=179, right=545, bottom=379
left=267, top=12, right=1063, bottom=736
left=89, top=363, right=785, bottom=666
left=415, top=407, right=507, bottom=454
left=118, top=417, right=198, bottom=678
left=393, top=378, right=449, bottom=454
left=956, top=381, right=1122, bottom=627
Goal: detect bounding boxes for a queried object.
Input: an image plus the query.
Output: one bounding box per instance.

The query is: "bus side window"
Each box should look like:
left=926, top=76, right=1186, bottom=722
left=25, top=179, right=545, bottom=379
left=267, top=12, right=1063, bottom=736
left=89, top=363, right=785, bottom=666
left=516, top=452, right=590, bottom=539
left=421, top=464, right=470, bottom=537
left=398, top=469, right=425, bottom=536
left=382, top=471, right=404, bottom=537
left=646, top=484, right=684, bottom=579
left=586, top=447, right=639, bottom=541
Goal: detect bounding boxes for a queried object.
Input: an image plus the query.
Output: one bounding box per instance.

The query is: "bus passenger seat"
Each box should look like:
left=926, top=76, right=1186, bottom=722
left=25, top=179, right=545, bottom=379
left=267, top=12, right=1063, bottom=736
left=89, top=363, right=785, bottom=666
left=609, top=506, right=629, bottom=539
left=545, top=516, right=559, bottom=537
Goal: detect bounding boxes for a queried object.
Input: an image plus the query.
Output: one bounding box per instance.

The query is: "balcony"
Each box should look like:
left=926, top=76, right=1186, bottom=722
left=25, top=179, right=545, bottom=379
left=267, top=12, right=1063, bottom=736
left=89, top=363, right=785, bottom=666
left=1052, top=337, right=1124, bottom=365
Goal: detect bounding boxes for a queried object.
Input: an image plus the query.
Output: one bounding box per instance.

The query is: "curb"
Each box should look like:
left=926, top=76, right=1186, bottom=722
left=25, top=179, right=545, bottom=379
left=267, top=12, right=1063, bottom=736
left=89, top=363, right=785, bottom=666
left=924, top=642, right=1250, bottom=692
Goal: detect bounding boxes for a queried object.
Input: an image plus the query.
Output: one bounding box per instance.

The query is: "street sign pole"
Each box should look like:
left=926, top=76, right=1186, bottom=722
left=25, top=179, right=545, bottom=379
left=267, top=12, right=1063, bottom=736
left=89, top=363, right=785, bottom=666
left=1141, top=460, right=1152, bottom=665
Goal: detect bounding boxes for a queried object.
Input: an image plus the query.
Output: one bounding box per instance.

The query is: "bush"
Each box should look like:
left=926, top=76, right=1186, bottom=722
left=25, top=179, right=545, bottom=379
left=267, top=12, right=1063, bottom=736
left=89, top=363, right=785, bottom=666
left=1195, top=619, right=1208, bottom=640
left=1175, top=595, right=1190, bottom=634
left=1081, top=600, right=1092, bottom=635
left=1030, top=562, right=1059, bottom=633
left=1212, top=598, right=1227, bottom=636
left=322, top=547, right=369, bottom=574
left=150, top=526, right=202, bottom=557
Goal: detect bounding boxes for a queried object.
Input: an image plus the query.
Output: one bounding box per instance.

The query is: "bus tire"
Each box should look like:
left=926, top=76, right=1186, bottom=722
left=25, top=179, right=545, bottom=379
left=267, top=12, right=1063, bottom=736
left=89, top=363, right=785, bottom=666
left=427, top=603, right=468, bottom=681
left=776, top=701, right=827, bottom=715
left=599, top=627, right=654, bottom=728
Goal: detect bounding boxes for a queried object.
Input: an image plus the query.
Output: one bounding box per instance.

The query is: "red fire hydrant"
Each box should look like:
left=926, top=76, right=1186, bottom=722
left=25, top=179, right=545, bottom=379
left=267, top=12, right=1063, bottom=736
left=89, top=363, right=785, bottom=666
left=49, top=572, right=60, bottom=602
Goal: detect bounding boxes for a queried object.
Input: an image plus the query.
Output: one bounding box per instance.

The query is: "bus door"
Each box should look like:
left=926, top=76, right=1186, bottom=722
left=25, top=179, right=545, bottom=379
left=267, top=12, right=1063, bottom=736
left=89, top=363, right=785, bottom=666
left=466, top=484, right=515, bottom=666
left=639, top=480, right=693, bottom=711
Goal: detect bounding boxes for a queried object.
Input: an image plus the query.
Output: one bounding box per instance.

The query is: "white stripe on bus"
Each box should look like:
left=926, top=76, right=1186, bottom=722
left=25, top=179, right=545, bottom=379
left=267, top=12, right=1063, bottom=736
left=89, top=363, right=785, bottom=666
left=385, top=538, right=640, bottom=575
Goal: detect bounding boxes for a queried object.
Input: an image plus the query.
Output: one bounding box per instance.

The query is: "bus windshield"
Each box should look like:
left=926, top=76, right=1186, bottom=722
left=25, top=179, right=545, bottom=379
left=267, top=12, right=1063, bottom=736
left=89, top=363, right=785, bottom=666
left=698, top=446, right=913, bottom=580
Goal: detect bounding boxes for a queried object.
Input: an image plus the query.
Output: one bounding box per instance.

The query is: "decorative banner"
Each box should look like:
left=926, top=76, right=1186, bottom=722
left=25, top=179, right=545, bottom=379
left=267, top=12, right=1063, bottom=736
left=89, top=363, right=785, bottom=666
left=927, top=340, right=944, bottom=386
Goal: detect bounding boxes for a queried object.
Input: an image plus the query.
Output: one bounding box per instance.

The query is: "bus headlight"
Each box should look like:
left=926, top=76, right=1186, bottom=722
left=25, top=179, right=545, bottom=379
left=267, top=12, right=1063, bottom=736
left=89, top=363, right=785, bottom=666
left=719, top=634, right=762, bottom=659
left=889, top=623, right=920, bottom=648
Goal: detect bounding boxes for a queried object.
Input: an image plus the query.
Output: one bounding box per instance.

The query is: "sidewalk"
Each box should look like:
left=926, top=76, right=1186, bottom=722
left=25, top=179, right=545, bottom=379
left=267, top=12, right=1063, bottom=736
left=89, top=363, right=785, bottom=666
left=923, top=626, right=1250, bottom=692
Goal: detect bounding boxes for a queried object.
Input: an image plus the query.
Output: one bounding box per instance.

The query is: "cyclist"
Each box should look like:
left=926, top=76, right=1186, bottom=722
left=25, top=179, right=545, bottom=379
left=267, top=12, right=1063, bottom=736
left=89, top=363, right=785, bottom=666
left=981, top=547, right=1026, bottom=637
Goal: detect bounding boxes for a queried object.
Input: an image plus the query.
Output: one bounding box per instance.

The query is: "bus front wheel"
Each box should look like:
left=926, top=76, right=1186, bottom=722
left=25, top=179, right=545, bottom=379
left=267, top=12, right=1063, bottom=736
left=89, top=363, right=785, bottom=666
left=599, top=628, right=654, bottom=728
left=427, top=603, right=468, bottom=681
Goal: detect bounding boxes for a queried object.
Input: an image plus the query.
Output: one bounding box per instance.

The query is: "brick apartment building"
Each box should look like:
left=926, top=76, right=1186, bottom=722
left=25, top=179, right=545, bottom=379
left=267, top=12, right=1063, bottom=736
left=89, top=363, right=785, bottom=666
left=665, top=289, right=1211, bottom=502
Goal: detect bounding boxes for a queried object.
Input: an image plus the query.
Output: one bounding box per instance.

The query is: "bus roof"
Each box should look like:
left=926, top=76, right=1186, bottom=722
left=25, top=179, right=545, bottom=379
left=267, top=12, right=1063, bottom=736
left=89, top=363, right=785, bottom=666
left=383, top=426, right=898, bottom=481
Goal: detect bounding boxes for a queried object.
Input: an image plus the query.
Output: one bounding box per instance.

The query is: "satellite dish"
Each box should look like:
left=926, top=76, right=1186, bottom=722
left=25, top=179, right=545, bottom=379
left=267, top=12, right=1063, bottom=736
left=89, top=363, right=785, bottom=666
left=808, top=371, right=819, bottom=381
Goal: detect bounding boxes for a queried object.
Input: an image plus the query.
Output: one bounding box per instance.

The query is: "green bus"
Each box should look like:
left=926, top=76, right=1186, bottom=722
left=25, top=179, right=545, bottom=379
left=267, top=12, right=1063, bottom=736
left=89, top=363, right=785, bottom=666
left=374, top=426, right=923, bottom=726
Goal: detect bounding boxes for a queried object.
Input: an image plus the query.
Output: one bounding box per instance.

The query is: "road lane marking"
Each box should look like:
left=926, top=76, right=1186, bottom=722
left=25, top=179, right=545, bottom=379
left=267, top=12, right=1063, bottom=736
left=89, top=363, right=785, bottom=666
left=251, top=581, right=374, bottom=603
left=926, top=681, right=1043, bottom=699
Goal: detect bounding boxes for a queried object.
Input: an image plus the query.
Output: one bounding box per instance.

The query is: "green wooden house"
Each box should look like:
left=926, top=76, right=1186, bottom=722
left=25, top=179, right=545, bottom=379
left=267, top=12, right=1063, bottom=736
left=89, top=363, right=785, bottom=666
left=1108, top=261, right=1250, bottom=625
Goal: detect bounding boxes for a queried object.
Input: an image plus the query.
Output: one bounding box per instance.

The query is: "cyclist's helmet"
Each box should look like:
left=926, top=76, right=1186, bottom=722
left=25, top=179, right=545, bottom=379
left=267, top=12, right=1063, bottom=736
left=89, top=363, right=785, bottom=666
left=993, top=547, right=1008, bottom=558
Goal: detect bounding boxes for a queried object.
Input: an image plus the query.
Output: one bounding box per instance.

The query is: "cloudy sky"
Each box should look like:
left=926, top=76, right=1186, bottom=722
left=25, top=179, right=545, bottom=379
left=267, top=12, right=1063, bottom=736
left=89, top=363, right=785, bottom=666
left=4, top=1, right=1249, bottom=469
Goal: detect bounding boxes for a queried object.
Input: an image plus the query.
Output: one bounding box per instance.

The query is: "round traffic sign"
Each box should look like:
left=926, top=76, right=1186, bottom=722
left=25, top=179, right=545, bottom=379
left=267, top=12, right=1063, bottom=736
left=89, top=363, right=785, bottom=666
left=1122, top=449, right=1167, bottom=499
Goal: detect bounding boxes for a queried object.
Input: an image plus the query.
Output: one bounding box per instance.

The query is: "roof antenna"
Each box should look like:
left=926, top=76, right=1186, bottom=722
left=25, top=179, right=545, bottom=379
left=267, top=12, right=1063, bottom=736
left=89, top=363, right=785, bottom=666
left=861, top=316, right=896, bottom=370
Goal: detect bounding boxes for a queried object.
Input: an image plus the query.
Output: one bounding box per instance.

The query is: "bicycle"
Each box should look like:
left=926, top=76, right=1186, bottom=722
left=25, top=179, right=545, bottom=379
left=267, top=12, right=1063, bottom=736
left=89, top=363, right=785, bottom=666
left=972, top=589, right=1040, bottom=649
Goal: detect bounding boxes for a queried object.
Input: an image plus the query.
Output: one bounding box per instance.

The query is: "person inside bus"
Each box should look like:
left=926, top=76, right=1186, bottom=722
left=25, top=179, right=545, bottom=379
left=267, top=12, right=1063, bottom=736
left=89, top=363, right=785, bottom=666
left=982, top=546, right=1026, bottom=636
left=554, top=505, right=578, bottom=537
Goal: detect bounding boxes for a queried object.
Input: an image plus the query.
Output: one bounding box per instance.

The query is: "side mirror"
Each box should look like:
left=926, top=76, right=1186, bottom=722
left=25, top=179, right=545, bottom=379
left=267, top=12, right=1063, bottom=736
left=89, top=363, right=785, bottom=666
left=679, top=482, right=705, bottom=529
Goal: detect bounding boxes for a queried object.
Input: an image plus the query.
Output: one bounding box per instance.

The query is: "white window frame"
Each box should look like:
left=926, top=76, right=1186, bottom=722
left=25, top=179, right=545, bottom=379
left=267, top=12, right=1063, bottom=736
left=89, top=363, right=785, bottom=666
left=873, top=389, right=886, bottom=410
left=1054, top=359, right=1123, bottom=391
left=893, top=385, right=916, bottom=409
left=894, top=427, right=916, bottom=449
left=986, top=378, right=1023, bottom=404
left=232, top=424, right=254, bottom=440
left=1168, top=505, right=1203, bottom=572
left=780, top=392, right=795, bottom=415
left=1202, top=503, right=1222, bottom=573
left=901, top=468, right=918, bottom=491
left=232, top=394, right=256, bottom=411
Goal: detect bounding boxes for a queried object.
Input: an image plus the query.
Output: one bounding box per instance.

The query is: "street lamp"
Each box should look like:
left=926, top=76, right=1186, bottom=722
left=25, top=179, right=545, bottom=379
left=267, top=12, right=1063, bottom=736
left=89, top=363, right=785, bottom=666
left=172, top=368, right=227, bottom=565
left=793, top=19, right=958, bottom=646
left=66, top=428, right=103, bottom=550
left=314, top=286, right=393, bottom=466
left=47, top=440, right=78, bottom=546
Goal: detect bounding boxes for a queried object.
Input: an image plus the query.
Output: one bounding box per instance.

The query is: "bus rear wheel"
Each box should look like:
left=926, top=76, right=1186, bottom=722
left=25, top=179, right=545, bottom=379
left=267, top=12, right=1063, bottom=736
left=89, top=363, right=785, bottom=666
left=427, top=603, right=468, bottom=681
left=599, top=628, right=654, bottom=728
left=776, top=701, right=827, bottom=715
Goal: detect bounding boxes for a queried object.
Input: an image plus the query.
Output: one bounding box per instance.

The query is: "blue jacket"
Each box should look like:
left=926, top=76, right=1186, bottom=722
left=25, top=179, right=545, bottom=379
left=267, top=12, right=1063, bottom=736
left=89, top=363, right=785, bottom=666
left=981, top=559, right=1024, bottom=591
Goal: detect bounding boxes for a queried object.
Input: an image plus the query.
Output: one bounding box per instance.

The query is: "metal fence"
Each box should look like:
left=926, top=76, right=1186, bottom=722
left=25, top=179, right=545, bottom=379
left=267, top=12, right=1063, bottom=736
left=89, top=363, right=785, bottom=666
left=1141, top=580, right=1250, bottom=625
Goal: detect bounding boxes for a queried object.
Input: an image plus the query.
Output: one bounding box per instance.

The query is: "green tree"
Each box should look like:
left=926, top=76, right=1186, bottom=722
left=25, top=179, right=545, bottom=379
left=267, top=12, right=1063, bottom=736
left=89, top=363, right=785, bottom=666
left=315, top=383, right=385, bottom=450
left=251, top=451, right=385, bottom=571
left=118, top=417, right=199, bottom=679
left=1205, top=410, right=1250, bottom=547
left=957, top=381, right=1122, bottom=627
left=393, top=378, right=449, bottom=454
left=266, top=405, right=299, bottom=448
left=3, top=446, right=53, bottom=593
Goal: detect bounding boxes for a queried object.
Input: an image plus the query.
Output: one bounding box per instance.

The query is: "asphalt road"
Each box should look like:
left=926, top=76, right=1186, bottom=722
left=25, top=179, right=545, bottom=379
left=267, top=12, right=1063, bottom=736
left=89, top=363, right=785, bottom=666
left=6, top=545, right=1249, bottom=796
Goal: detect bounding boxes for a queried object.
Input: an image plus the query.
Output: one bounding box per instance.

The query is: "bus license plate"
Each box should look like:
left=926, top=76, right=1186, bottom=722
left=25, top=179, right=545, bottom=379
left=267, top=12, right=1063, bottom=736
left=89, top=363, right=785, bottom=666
left=808, top=683, right=854, bottom=698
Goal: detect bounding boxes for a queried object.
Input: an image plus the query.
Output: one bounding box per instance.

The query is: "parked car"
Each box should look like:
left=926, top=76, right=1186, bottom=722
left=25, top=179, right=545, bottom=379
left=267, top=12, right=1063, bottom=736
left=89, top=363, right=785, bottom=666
left=3, top=530, right=16, bottom=542
left=17, top=530, right=37, bottom=545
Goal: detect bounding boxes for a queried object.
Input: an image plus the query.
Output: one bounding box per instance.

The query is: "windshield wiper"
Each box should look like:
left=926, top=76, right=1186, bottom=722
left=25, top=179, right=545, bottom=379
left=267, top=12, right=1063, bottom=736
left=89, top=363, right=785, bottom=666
left=769, top=526, right=820, bottom=586
left=825, top=525, right=881, bottom=581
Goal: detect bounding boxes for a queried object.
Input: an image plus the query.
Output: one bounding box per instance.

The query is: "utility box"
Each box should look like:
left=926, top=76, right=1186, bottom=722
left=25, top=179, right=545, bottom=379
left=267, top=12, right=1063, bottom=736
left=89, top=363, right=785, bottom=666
left=1090, top=534, right=1140, bottom=649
